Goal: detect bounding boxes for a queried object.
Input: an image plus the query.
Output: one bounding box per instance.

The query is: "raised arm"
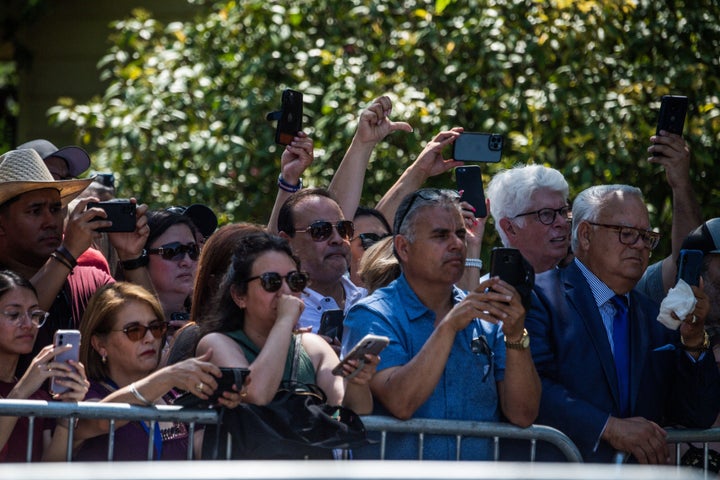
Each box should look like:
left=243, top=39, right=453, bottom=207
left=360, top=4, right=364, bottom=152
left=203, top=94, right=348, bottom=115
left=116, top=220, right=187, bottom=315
left=648, top=132, right=702, bottom=293
left=267, top=133, right=314, bottom=233
left=375, top=128, right=464, bottom=224
left=328, top=96, right=412, bottom=219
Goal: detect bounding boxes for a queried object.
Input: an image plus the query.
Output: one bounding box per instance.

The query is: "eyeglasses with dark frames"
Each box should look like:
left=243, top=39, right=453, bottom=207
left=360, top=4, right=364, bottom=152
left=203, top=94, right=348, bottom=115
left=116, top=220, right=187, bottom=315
left=355, top=232, right=391, bottom=251
left=396, top=189, right=461, bottom=232
left=1, top=309, right=49, bottom=328
left=245, top=271, right=310, bottom=293
left=147, top=242, right=200, bottom=261
left=113, top=321, right=169, bottom=342
left=587, top=222, right=661, bottom=250
left=295, top=220, right=354, bottom=242
left=513, top=206, right=571, bottom=225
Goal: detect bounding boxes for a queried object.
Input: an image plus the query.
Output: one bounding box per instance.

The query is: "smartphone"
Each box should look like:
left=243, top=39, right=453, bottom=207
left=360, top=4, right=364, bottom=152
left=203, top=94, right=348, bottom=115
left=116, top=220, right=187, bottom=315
left=332, top=334, right=389, bottom=376
left=318, top=309, right=344, bottom=340
left=50, top=329, right=81, bottom=395
left=452, top=132, right=504, bottom=163
left=656, top=95, right=688, bottom=136
left=489, top=247, right=535, bottom=310
left=455, top=165, right=487, bottom=218
left=275, top=89, right=303, bottom=145
left=87, top=199, right=137, bottom=232
left=174, top=367, right=250, bottom=408
left=677, top=248, right=704, bottom=287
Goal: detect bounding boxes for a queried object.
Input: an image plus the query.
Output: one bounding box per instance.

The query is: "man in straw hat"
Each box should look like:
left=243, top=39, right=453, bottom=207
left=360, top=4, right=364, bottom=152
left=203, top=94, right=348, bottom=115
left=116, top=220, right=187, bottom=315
left=0, top=149, right=154, bottom=376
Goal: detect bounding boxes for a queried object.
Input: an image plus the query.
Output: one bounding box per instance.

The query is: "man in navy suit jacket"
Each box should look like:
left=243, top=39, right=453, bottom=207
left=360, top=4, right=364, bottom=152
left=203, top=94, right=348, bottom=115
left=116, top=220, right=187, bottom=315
left=526, top=184, right=720, bottom=463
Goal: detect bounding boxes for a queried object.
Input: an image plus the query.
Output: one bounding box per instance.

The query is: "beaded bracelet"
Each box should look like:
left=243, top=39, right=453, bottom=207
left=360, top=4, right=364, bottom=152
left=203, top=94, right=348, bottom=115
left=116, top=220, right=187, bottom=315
left=277, top=174, right=303, bottom=193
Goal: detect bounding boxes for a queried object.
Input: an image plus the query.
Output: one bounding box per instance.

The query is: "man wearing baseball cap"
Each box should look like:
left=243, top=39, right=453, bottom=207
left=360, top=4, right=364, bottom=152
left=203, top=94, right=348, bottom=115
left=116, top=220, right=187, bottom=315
left=16, top=139, right=91, bottom=180
left=0, top=149, right=153, bottom=376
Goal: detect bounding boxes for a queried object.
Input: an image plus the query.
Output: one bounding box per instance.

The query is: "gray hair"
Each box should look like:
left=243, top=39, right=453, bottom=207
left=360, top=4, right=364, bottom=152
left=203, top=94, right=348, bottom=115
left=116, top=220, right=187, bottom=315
left=486, top=165, right=569, bottom=246
left=570, top=184, right=644, bottom=252
left=393, top=188, right=461, bottom=243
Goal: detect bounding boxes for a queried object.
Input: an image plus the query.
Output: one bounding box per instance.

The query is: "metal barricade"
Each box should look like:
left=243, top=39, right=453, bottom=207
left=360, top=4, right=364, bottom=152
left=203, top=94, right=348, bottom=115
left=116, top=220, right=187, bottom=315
left=0, top=399, right=220, bottom=462
left=360, top=416, right=583, bottom=462
left=666, top=427, right=720, bottom=474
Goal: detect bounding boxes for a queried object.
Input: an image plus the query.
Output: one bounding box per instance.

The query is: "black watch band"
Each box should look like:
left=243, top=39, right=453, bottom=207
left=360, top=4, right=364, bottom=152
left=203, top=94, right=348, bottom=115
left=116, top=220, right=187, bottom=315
left=120, top=250, right=149, bottom=270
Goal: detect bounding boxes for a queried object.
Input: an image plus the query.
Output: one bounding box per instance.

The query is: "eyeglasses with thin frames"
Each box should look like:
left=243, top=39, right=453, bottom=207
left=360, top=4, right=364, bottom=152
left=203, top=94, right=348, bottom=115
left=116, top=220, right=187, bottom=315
left=1, top=309, right=49, bottom=328
left=295, top=220, right=354, bottom=242
left=513, top=206, right=571, bottom=225
left=112, top=321, right=169, bottom=342
left=587, top=222, right=661, bottom=250
left=245, top=271, right=309, bottom=293
left=147, top=242, right=200, bottom=261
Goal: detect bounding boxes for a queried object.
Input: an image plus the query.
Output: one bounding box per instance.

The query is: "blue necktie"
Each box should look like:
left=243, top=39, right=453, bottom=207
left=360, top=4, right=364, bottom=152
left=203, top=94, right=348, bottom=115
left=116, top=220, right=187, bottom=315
left=610, top=295, right=630, bottom=416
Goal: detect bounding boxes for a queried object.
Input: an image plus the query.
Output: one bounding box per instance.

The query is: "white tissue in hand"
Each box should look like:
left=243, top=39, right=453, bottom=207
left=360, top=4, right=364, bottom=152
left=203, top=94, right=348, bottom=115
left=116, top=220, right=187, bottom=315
left=656, top=279, right=696, bottom=330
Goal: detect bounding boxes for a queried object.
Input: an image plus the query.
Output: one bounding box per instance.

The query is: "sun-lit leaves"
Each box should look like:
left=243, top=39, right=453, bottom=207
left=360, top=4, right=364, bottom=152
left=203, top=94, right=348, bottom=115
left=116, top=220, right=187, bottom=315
left=46, top=0, right=720, bottom=256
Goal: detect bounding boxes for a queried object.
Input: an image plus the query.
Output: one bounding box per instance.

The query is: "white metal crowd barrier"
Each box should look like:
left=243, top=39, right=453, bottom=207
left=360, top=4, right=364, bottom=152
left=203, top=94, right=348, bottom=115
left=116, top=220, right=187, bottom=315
left=0, top=399, right=717, bottom=474
left=360, top=415, right=583, bottom=462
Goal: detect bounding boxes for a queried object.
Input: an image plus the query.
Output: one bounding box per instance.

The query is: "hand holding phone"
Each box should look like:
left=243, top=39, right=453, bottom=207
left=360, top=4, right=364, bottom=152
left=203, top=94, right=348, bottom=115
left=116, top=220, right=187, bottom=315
left=50, top=329, right=81, bottom=395
left=455, top=165, right=487, bottom=218
left=333, top=334, right=388, bottom=377
left=174, top=367, right=250, bottom=408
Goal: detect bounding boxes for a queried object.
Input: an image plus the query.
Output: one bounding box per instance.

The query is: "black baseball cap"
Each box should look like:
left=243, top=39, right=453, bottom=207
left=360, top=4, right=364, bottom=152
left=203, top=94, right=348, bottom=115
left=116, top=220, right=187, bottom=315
left=681, top=218, right=720, bottom=254
left=16, top=139, right=91, bottom=178
left=167, top=204, right=218, bottom=238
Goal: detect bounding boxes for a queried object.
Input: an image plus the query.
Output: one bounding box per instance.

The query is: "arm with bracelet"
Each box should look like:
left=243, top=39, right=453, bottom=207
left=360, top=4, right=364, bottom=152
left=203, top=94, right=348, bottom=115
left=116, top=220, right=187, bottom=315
left=267, top=133, right=313, bottom=234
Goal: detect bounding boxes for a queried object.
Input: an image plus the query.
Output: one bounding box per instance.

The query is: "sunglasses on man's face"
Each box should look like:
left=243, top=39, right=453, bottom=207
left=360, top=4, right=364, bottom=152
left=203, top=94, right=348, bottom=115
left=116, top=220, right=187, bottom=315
left=245, top=271, right=310, bottom=293
left=147, top=242, right=200, bottom=261
left=295, top=220, right=354, bottom=242
left=113, top=321, right=169, bottom=342
left=356, top=232, right=391, bottom=250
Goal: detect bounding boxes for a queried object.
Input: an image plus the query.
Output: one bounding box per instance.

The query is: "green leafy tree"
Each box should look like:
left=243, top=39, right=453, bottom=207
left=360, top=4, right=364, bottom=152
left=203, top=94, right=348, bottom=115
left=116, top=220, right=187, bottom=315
left=50, top=0, right=720, bottom=259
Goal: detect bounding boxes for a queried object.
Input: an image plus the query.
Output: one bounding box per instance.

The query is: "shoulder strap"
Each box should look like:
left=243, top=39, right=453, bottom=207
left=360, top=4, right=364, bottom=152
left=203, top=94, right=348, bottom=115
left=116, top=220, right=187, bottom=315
left=290, top=334, right=302, bottom=382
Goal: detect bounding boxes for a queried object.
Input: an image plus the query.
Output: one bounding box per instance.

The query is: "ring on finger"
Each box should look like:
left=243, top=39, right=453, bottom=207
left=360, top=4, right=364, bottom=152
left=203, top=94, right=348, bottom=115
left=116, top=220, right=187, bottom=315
left=691, top=315, right=697, bottom=324
left=196, top=382, right=204, bottom=392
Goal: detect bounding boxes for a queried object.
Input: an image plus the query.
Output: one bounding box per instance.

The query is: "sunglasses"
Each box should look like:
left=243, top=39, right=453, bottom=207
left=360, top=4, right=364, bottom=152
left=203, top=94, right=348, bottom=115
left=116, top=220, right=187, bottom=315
left=295, top=220, right=354, bottom=242
left=355, top=232, right=391, bottom=250
left=245, top=271, right=310, bottom=293
left=113, top=321, right=169, bottom=342
left=147, top=242, right=200, bottom=261
left=396, top=189, right=460, bottom=233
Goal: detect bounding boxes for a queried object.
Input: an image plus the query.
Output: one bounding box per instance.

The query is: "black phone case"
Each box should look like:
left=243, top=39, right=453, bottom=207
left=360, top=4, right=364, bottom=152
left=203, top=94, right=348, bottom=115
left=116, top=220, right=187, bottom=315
left=275, top=89, right=303, bottom=145
left=174, top=367, right=250, bottom=408
left=455, top=165, right=487, bottom=218
left=656, top=95, right=688, bottom=135
left=489, top=247, right=535, bottom=310
left=318, top=309, right=344, bottom=340
left=677, top=249, right=703, bottom=287
left=88, top=200, right=136, bottom=232
left=452, top=132, right=504, bottom=163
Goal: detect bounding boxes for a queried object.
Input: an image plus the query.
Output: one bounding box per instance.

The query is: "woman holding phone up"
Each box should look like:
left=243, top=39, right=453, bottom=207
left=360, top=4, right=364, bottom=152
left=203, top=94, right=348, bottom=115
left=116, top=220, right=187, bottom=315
left=0, top=270, right=89, bottom=462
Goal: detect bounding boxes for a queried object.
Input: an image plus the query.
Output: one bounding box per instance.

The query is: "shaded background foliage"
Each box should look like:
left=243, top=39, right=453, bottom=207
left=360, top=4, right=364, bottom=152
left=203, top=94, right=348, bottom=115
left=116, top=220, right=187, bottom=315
left=49, top=0, right=720, bottom=258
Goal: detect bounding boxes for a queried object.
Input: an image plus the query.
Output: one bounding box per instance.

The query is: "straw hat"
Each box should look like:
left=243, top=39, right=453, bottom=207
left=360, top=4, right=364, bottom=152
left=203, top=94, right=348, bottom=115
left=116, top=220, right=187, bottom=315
left=0, top=149, right=94, bottom=207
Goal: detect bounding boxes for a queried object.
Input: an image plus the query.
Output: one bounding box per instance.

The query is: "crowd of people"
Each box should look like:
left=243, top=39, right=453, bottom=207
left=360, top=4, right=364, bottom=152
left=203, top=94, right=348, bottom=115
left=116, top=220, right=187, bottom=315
left=0, top=95, right=718, bottom=468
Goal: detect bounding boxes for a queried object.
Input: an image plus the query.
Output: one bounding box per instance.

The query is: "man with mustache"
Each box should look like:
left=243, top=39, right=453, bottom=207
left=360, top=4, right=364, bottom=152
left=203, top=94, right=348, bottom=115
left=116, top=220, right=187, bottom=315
left=526, top=185, right=719, bottom=463
left=341, top=188, right=540, bottom=460
left=278, top=188, right=365, bottom=333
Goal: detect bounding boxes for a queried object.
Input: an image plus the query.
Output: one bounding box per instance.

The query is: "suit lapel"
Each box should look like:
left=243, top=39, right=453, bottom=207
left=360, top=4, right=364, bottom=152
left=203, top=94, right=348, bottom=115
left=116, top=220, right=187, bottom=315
left=562, top=264, right=623, bottom=410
